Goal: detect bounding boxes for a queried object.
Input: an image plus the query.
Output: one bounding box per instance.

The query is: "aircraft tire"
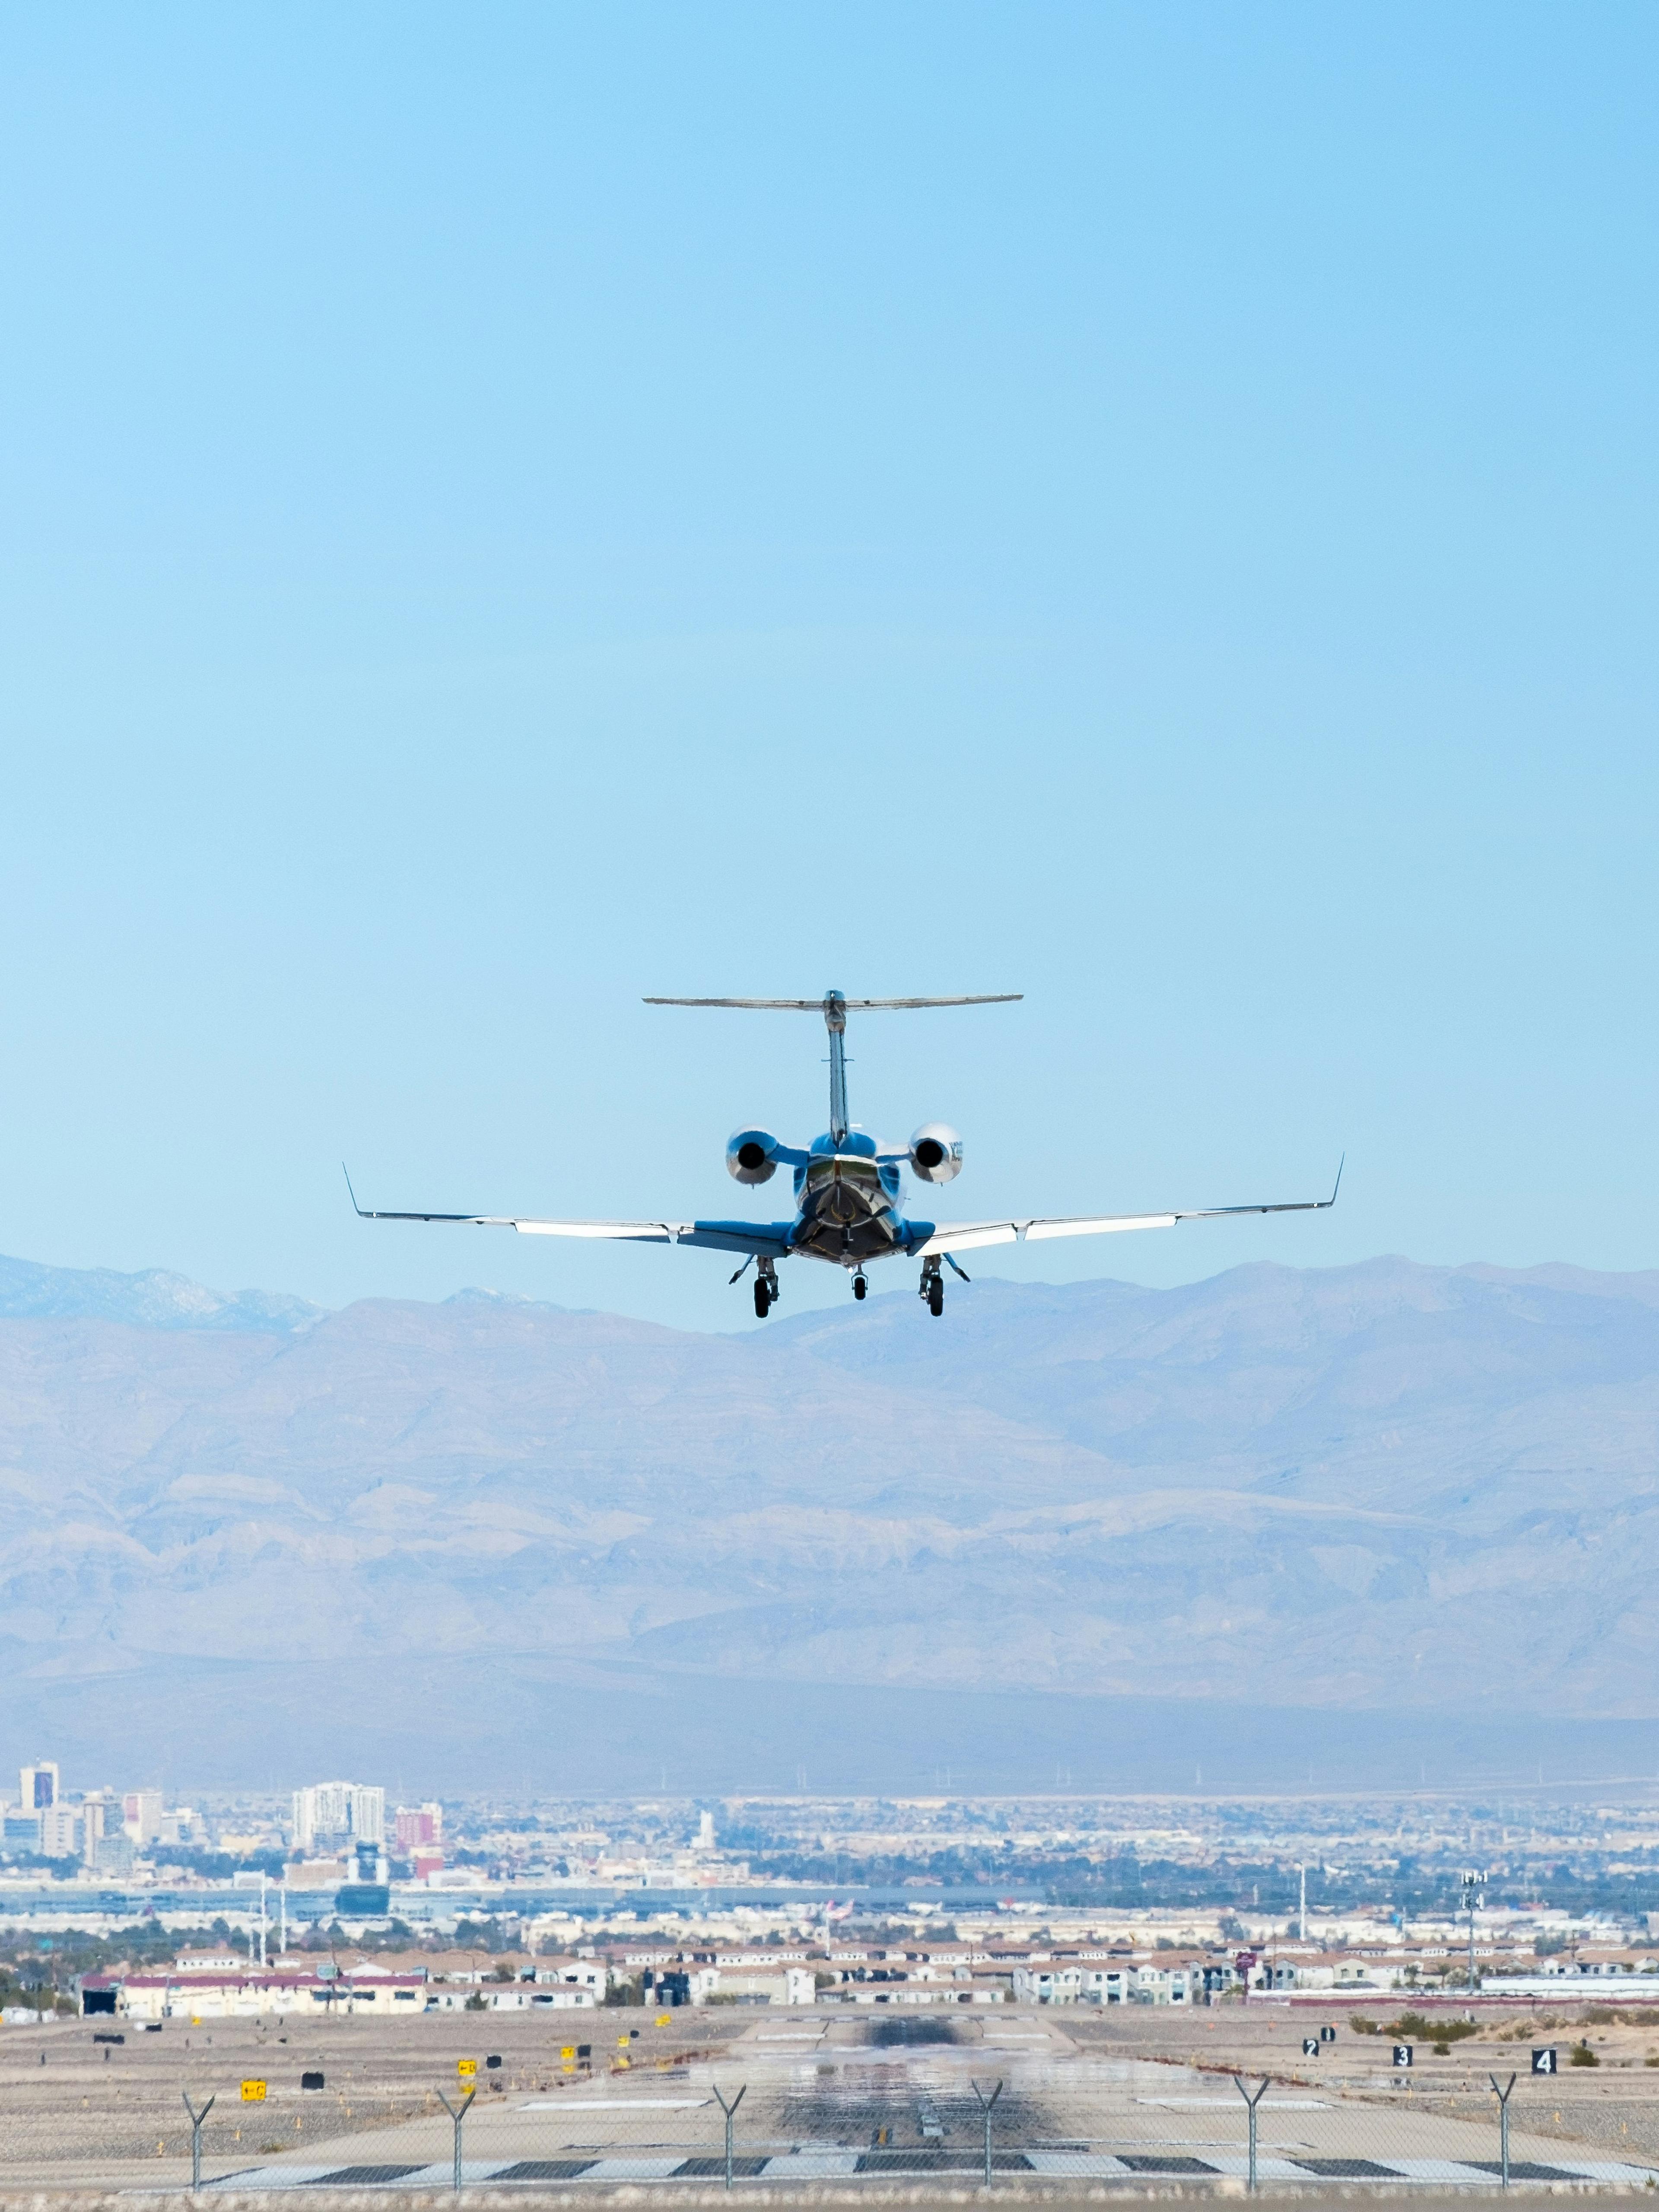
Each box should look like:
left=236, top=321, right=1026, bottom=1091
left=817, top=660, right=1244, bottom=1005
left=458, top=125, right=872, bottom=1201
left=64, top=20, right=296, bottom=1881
left=928, top=1280, right=944, bottom=1317
left=853, top=1276, right=867, bottom=1301
left=754, top=1280, right=771, bottom=1319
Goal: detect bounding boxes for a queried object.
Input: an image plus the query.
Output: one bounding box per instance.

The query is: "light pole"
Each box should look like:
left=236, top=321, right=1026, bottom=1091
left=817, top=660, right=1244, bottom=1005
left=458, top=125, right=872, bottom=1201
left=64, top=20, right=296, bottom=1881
left=1297, top=1863, right=1307, bottom=1943
left=1461, top=1871, right=1485, bottom=1998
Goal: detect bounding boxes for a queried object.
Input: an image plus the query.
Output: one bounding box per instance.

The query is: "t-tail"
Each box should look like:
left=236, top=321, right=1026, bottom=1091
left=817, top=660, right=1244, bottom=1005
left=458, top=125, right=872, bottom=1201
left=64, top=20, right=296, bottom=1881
left=642, top=990, right=1021, bottom=1142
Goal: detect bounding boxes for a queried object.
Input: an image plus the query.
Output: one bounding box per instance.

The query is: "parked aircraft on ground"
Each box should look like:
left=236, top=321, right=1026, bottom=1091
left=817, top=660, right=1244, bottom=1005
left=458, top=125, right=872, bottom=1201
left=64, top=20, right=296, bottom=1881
left=348, top=991, right=1339, bottom=1317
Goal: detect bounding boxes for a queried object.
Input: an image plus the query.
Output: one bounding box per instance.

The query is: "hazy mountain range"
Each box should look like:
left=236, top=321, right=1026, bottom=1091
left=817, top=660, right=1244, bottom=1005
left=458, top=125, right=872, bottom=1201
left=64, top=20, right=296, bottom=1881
left=2, top=1249, right=1657, bottom=1794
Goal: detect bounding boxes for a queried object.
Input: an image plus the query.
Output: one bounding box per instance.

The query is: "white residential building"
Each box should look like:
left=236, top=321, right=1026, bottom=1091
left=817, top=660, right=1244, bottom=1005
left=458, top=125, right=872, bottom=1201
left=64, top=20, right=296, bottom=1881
left=1127, top=1964, right=1197, bottom=2005
left=709, top=1967, right=817, bottom=2006
left=1017, top=1962, right=1199, bottom=2007
left=1013, top=1965, right=1085, bottom=2005
left=292, top=1781, right=385, bottom=1850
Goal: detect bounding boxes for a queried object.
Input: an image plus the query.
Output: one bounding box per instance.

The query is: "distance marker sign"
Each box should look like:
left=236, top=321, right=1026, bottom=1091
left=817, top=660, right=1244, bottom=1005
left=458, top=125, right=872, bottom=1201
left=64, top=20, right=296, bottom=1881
left=1532, top=2048, right=1558, bottom=2075
left=1303, top=2039, right=1319, bottom=2057
left=1393, top=2045, right=1413, bottom=2068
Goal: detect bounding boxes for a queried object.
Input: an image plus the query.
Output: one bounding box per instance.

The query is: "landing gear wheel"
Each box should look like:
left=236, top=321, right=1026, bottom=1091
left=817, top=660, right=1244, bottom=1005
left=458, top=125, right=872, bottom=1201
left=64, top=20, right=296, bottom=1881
left=928, top=1278, right=944, bottom=1318
left=853, top=1274, right=867, bottom=1301
left=753, top=1279, right=771, bottom=1319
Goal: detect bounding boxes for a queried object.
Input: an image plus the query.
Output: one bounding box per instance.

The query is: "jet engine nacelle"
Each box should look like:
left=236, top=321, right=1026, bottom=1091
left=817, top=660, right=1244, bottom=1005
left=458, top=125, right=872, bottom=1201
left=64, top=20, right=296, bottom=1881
left=726, top=1128, right=782, bottom=1185
left=909, top=1122, right=963, bottom=1184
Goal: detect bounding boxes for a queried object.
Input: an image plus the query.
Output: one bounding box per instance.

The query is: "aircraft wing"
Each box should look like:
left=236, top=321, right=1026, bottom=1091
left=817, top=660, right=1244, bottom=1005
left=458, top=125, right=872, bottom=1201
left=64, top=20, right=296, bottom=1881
left=916, top=1165, right=1342, bottom=1256
left=344, top=1173, right=793, bottom=1257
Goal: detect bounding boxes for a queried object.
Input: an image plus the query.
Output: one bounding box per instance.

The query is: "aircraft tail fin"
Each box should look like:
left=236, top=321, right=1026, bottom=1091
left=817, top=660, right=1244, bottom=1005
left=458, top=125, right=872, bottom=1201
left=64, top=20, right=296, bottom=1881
left=645, top=991, right=1021, bottom=1143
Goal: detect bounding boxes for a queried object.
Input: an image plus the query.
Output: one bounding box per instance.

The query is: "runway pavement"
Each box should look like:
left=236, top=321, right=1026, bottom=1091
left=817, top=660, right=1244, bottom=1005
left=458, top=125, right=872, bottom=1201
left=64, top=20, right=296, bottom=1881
left=6, top=2003, right=1657, bottom=2195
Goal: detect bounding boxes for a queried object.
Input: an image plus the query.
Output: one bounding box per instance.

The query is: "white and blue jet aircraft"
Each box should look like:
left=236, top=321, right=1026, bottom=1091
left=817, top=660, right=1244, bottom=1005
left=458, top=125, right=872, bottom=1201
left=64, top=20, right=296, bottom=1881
left=347, top=990, right=1339, bottom=1318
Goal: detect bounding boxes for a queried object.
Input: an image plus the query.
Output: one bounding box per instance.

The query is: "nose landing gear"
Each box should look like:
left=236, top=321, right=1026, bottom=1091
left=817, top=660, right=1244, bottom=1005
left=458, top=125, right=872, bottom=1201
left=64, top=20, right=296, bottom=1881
left=853, top=1272, right=867, bottom=1301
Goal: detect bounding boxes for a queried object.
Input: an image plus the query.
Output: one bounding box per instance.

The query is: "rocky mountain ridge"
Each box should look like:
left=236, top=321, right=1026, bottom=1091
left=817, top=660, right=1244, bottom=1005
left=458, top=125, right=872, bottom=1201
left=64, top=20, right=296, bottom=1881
left=1, top=1249, right=1656, bottom=1786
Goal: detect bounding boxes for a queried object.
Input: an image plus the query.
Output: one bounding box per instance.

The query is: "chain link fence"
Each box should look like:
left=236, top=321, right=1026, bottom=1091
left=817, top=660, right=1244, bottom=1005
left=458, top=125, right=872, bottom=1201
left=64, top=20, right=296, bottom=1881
left=5, top=2005, right=1658, bottom=2194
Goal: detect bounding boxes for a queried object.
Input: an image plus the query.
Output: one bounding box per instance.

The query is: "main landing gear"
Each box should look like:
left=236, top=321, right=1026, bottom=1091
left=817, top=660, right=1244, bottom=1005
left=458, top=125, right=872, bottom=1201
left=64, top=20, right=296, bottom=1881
left=918, top=1252, right=966, bottom=1316
left=753, top=1261, right=781, bottom=1319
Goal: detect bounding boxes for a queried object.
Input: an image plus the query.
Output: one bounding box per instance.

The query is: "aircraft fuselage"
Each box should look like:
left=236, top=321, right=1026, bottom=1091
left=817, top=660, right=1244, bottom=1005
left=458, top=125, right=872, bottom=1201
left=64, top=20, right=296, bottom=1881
left=789, top=1129, right=925, bottom=1268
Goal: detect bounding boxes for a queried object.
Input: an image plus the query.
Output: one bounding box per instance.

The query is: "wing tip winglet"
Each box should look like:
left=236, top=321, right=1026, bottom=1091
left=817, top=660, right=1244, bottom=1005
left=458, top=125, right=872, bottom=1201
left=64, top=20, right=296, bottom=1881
left=342, top=1163, right=366, bottom=1218
left=1325, top=1154, right=1345, bottom=1208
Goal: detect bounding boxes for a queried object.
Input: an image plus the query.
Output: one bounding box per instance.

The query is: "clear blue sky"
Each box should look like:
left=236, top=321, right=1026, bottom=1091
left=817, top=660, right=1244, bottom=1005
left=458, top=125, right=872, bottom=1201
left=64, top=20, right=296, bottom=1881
left=1, top=3, right=1655, bottom=1331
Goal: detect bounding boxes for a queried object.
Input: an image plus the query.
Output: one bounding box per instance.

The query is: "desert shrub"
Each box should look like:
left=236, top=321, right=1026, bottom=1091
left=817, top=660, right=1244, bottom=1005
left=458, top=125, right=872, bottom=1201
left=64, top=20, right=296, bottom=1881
left=1569, top=2044, right=1600, bottom=2068
left=1389, top=2012, right=1476, bottom=2043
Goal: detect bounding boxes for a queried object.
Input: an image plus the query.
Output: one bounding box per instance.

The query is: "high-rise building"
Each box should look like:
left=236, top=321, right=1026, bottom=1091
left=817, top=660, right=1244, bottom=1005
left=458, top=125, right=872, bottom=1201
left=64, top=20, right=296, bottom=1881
left=94, top=1833, right=135, bottom=1876
left=353, top=1785, right=385, bottom=1846
left=394, top=1802, right=443, bottom=1849
left=292, top=1781, right=385, bottom=1852
left=80, top=1795, right=110, bottom=1866
left=40, top=1805, right=81, bottom=1857
left=123, top=1789, right=164, bottom=1845
left=19, top=1762, right=59, bottom=1811
left=696, top=1810, right=716, bottom=1851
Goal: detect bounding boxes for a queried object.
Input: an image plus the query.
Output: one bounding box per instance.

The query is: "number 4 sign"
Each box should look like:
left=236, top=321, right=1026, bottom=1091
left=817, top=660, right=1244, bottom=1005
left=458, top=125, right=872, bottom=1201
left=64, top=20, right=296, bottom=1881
left=1532, top=2048, right=1558, bottom=2075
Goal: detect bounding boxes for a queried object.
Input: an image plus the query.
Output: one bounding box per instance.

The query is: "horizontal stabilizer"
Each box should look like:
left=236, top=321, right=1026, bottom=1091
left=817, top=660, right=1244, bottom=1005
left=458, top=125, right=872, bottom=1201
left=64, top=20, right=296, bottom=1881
left=645, top=994, right=1020, bottom=1011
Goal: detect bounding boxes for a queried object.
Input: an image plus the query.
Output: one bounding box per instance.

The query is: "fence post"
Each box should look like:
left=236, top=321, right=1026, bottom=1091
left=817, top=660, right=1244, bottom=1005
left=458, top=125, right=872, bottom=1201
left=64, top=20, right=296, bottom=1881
left=1490, top=2072, right=1516, bottom=2190
left=1235, top=2076, right=1270, bottom=2193
left=713, top=2083, right=746, bottom=2190
left=437, top=2087, right=475, bottom=2192
left=182, top=2091, right=215, bottom=2189
left=970, top=2079, right=1004, bottom=2187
